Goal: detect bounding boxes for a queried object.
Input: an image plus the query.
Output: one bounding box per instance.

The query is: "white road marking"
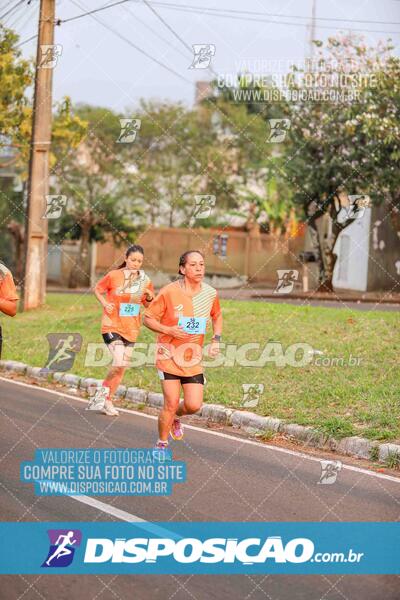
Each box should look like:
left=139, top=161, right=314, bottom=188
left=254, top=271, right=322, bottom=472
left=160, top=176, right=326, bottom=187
left=70, top=493, right=149, bottom=523
left=38, top=487, right=178, bottom=537
left=1, top=376, right=400, bottom=484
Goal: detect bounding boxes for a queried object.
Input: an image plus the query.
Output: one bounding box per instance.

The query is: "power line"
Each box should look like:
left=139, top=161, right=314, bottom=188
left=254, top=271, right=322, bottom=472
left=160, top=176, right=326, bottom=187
left=0, top=0, right=26, bottom=22
left=17, top=32, right=36, bottom=46
left=121, top=3, right=188, bottom=60
left=9, top=0, right=36, bottom=30
left=57, top=0, right=400, bottom=28
left=59, top=0, right=133, bottom=24
left=148, top=1, right=400, bottom=27
left=141, top=0, right=218, bottom=78
left=141, top=0, right=192, bottom=54
left=10, top=0, right=400, bottom=33
left=69, top=0, right=192, bottom=84
left=152, top=3, right=400, bottom=35
left=17, top=0, right=185, bottom=54
left=30, top=0, right=400, bottom=35
left=17, top=0, right=192, bottom=76
left=17, top=0, right=400, bottom=53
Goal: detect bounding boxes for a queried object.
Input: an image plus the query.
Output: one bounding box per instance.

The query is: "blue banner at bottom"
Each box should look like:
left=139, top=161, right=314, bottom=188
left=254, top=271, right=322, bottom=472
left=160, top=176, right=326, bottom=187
left=2, top=522, right=399, bottom=574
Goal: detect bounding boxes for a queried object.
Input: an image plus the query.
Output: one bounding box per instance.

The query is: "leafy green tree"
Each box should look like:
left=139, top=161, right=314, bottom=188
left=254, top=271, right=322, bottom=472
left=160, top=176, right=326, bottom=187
left=284, top=35, right=400, bottom=290
left=211, top=76, right=296, bottom=233
left=0, top=24, right=32, bottom=271
left=51, top=104, right=142, bottom=286
left=127, top=99, right=271, bottom=229
left=0, top=24, right=90, bottom=282
left=0, top=25, right=32, bottom=158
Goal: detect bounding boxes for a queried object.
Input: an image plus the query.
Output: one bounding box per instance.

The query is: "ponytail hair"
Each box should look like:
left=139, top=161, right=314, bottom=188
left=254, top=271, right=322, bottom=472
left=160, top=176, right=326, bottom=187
left=118, top=244, right=144, bottom=269
left=178, top=250, right=204, bottom=276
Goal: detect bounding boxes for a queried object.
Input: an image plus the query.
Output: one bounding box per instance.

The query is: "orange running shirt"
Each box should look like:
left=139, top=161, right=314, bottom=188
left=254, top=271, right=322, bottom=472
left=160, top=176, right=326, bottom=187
left=0, top=264, right=19, bottom=303
left=95, top=269, right=154, bottom=343
left=145, top=280, right=221, bottom=377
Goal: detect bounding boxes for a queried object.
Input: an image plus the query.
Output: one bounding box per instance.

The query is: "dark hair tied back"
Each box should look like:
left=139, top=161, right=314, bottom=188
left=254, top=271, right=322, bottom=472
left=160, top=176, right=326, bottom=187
left=118, top=244, right=144, bottom=269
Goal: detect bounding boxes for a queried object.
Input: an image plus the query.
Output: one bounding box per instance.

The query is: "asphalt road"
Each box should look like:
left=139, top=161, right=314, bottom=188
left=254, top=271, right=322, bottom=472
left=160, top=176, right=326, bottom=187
left=1, top=377, right=399, bottom=600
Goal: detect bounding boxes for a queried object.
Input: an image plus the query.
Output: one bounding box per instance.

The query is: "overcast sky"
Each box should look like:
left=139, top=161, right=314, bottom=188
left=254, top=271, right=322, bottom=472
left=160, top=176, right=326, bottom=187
left=4, top=0, right=400, bottom=111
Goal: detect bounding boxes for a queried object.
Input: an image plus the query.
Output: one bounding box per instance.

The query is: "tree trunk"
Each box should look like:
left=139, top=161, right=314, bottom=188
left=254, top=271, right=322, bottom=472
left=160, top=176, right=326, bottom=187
left=169, top=206, right=174, bottom=228
left=306, top=197, right=335, bottom=292
left=6, top=221, right=24, bottom=283
left=309, top=195, right=359, bottom=293
left=389, top=193, right=400, bottom=235
left=318, top=239, right=337, bottom=292
left=307, top=220, right=329, bottom=291
left=69, top=223, right=91, bottom=288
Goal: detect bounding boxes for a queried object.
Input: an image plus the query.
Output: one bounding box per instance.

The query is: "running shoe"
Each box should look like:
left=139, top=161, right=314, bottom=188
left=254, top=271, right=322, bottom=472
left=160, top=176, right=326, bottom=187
left=170, top=418, right=184, bottom=441
left=86, top=386, right=109, bottom=411
left=154, top=440, right=169, bottom=450
left=102, top=401, right=119, bottom=417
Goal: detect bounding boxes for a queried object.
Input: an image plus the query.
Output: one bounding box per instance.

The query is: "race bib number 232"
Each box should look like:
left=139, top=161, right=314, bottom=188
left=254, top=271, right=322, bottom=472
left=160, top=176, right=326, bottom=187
left=178, top=316, right=207, bottom=334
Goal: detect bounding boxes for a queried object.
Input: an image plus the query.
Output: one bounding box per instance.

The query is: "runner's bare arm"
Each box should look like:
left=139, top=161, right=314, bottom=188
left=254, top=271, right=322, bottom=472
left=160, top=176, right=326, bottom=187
left=208, top=313, right=223, bottom=357
left=211, top=313, right=223, bottom=338
left=0, top=298, right=17, bottom=317
left=94, top=286, right=114, bottom=314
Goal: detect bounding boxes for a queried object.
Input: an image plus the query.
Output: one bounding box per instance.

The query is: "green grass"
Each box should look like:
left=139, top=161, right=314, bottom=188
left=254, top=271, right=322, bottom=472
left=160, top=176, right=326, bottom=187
left=314, top=417, right=355, bottom=440
left=2, top=293, right=400, bottom=442
left=384, top=452, right=400, bottom=470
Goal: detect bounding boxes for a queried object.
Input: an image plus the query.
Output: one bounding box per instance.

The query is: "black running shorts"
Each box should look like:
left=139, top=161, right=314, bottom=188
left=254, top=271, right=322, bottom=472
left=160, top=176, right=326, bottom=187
left=158, top=370, right=205, bottom=385
left=102, top=332, right=135, bottom=347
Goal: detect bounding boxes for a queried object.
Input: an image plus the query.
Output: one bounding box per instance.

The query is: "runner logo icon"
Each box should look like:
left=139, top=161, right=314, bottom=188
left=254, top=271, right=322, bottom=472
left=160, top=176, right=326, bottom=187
left=42, top=529, right=82, bottom=568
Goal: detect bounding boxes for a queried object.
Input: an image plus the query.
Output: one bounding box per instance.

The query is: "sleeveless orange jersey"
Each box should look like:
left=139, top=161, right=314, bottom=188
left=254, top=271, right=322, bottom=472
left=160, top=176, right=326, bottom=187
left=0, top=265, right=19, bottom=303
left=95, top=269, right=154, bottom=343
left=145, top=280, right=221, bottom=377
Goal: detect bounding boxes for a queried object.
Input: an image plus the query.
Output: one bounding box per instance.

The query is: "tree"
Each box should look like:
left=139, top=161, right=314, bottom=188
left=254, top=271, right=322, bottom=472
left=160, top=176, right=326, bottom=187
left=0, top=25, right=32, bottom=159
left=51, top=104, right=143, bottom=287
left=211, top=76, right=296, bottom=234
left=284, top=35, right=400, bottom=290
left=127, top=100, right=199, bottom=227
left=127, top=100, right=238, bottom=228
left=0, top=24, right=32, bottom=272
left=0, top=25, right=87, bottom=282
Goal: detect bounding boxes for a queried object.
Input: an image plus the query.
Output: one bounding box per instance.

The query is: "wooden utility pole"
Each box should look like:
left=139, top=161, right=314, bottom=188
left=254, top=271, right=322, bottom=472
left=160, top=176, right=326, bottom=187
left=23, top=0, right=56, bottom=310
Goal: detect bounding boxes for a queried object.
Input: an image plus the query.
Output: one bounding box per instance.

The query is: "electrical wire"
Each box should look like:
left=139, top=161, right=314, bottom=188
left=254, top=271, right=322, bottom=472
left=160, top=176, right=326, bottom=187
left=69, top=0, right=192, bottom=84
left=150, top=3, right=400, bottom=36
left=146, top=1, right=400, bottom=27
left=0, top=0, right=26, bottom=22
left=55, top=0, right=400, bottom=36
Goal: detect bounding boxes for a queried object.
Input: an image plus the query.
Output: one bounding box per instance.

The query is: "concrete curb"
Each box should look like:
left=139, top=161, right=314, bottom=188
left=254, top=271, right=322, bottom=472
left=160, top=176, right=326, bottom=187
left=1, top=359, right=399, bottom=467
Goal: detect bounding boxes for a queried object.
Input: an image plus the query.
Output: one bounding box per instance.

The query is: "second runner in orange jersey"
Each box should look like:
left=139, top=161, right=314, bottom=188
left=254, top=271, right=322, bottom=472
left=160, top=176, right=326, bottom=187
left=93, top=244, right=154, bottom=416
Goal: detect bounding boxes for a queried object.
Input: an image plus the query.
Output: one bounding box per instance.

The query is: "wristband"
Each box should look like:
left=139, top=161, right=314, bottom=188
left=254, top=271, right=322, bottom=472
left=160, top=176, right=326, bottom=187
left=212, top=334, right=221, bottom=342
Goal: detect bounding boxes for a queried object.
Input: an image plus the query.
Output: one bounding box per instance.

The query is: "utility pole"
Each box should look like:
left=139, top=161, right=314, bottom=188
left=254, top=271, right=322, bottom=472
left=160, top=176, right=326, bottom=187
left=23, top=0, right=56, bottom=310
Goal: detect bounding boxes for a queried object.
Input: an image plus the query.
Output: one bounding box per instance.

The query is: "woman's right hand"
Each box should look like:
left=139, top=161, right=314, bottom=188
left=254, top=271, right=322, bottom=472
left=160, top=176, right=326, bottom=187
left=103, top=302, right=115, bottom=315
left=167, top=325, right=190, bottom=340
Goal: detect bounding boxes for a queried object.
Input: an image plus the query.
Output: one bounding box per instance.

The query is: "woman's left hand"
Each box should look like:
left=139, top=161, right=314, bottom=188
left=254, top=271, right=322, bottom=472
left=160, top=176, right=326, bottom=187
left=208, top=340, right=220, bottom=358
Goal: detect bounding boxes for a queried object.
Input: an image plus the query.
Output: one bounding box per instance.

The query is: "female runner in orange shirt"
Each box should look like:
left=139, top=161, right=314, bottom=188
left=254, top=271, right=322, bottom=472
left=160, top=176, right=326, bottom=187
left=94, top=245, right=154, bottom=416
left=144, top=250, right=222, bottom=448
left=0, top=262, right=18, bottom=359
